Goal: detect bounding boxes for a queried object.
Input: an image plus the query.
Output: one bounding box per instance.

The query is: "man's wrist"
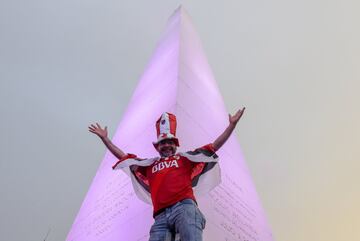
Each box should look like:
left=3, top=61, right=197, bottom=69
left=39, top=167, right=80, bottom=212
left=229, top=122, right=237, bottom=128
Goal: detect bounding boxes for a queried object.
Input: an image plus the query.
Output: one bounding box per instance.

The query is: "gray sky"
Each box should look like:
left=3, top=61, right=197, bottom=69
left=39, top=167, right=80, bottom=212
left=1, top=0, right=359, bottom=241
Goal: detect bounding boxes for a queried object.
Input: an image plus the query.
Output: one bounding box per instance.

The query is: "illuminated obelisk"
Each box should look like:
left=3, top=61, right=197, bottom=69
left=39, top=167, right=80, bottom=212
left=67, top=6, right=274, bottom=241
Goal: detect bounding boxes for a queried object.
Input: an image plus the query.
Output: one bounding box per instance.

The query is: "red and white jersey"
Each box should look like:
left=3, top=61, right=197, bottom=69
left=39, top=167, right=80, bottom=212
left=112, top=144, right=220, bottom=215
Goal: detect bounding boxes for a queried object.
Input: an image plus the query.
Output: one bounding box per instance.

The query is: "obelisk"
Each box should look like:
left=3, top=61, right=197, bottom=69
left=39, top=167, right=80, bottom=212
left=66, top=6, right=273, bottom=241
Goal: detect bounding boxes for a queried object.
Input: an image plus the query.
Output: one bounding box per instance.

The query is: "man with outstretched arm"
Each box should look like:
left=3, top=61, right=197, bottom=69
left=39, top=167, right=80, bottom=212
left=89, top=108, right=245, bottom=241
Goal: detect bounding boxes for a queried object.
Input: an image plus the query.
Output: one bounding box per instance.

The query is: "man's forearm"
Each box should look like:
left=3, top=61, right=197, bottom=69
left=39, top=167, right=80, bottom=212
left=101, top=136, right=126, bottom=159
left=212, top=123, right=236, bottom=151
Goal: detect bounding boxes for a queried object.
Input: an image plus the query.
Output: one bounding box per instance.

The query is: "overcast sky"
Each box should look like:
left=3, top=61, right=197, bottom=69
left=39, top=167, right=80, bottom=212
left=1, top=0, right=359, bottom=241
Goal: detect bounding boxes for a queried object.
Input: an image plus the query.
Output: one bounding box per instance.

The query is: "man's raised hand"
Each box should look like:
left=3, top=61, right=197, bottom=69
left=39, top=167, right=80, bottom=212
left=213, top=107, right=246, bottom=151
left=88, top=123, right=108, bottom=139
left=229, top=107, right=245, bottom=126
left=88, top=123, right=126, bottom=159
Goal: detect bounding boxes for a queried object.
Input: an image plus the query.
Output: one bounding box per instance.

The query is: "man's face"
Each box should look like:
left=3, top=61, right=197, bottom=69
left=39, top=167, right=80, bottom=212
left=157, top=138, right=177, bottom=157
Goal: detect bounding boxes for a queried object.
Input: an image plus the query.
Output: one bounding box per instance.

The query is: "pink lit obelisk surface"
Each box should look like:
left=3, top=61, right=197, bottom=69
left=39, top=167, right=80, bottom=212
left=67, top=6, right=274, bottom=241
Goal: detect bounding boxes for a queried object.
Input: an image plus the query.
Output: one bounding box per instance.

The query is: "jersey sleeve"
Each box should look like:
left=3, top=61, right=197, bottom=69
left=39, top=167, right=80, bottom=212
left=179, top=143, right=220, bottom=193
left=197, top=143, right=216, bottom=154
left=189, top=143, right=217, bottom=179
left=112, top=153, right=139, bottom=170
left=130, top=166, right=149, bottom=186
left=182, top=143, right=218, bottom=162
left=112, top=154, right=150, bottom=191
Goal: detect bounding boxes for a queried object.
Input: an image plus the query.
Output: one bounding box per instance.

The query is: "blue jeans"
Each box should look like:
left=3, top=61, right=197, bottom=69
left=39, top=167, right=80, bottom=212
left=149, top=199, right=206, bottom=241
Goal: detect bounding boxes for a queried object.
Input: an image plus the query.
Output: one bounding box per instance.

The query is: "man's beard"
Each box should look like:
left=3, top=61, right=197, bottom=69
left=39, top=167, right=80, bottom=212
left=159, top=146, right=176, bottom=157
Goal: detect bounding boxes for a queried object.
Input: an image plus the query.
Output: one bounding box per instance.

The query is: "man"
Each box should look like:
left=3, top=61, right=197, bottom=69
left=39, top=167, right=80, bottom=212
left=89, top=108, right=245, bottom=241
